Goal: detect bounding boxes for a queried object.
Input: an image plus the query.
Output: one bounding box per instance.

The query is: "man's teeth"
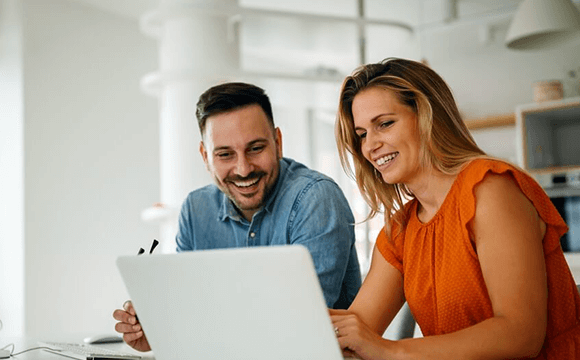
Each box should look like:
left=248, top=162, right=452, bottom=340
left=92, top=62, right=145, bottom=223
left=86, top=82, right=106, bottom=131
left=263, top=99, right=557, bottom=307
left=234, top=178, right=260, bottom=187
left=376, top=153, right=398, bottom=166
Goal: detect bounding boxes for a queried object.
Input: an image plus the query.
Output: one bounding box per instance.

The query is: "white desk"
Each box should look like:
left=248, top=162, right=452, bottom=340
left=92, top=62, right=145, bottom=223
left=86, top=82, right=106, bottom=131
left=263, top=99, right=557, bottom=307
left=2, top=336, right=154, bottom=360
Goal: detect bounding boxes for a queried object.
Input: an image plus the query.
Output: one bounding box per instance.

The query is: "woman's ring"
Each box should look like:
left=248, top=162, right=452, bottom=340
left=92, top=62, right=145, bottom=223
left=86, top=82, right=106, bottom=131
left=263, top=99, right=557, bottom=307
left=334, top=327, right=339, bottom=336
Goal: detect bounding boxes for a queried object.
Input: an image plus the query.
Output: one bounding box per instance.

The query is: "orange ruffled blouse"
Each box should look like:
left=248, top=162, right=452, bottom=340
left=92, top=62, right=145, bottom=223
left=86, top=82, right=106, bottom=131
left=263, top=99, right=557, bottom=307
left=377, top=159, right=580, bottom=359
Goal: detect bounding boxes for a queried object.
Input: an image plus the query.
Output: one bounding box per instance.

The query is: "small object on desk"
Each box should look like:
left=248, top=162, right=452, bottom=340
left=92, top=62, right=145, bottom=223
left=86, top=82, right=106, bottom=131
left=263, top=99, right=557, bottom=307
left=83, top=334, right=124, bottom=345
left=149, top=239, right=159, bottom=254
left=40, top=341, right=140, bottom=360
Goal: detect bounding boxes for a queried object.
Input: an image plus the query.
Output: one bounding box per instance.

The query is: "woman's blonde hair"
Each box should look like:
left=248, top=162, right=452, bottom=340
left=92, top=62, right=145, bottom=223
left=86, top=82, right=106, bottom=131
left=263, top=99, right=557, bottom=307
left=336, top=58, right=486, bottom=237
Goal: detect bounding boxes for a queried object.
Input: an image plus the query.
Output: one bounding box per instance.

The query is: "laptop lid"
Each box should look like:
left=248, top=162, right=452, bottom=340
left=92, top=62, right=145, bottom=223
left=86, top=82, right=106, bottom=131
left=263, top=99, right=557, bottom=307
left=116, top=245, right=343, bottom=360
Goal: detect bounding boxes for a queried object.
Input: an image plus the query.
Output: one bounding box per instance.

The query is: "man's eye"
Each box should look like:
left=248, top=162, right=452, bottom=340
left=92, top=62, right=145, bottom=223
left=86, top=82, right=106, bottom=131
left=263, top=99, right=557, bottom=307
left=249, top=145, right=265, bottom=153
left=216, top=152, right=232, bottom=159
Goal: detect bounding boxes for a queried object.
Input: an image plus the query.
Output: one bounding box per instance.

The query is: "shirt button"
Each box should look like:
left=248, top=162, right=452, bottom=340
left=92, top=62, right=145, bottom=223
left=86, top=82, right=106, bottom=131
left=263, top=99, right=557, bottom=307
left=250, top=232, right=256, bottom=238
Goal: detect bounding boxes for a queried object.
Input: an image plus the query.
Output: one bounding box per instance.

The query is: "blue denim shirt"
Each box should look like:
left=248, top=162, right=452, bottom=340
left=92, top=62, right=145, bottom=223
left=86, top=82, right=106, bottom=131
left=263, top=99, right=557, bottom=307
left=176, top=157, right=361, bottom=308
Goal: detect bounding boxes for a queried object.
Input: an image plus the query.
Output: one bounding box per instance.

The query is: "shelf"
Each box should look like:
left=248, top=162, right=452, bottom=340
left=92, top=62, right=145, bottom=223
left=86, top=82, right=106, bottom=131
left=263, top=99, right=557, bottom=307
left=518, top=96, right=580, bottom=114
left=141, top=204, right=179, bottom=223
left=466, top=98, right=580, bottom=131
left=464, top=113, right=515, bottom=130
left=516, top=97, right=580, bottom=174
left=543, top=185, right=580, bottom=198
left=528, top=165, right=580, bottom=175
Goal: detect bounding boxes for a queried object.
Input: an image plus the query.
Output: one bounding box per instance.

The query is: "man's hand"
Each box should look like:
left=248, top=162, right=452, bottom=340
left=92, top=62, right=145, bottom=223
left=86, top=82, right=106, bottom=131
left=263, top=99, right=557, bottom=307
left=112, top=300, right=151, bottom=352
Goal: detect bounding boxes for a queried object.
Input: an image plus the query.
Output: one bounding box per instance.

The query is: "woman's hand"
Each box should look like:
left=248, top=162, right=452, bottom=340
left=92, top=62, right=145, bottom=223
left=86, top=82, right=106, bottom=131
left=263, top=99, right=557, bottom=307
left=330, top=309, right=392, bottom=360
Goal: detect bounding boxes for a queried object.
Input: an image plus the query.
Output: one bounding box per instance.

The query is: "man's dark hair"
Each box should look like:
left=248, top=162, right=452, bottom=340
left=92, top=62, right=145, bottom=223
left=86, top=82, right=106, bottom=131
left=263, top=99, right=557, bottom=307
left=196, top=82, right=275, bottom=135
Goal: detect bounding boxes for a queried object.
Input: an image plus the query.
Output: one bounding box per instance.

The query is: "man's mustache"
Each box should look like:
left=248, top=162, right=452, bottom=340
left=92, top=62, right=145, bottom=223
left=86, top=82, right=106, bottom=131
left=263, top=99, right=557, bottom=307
left=225, top=171, right=266, bottom=183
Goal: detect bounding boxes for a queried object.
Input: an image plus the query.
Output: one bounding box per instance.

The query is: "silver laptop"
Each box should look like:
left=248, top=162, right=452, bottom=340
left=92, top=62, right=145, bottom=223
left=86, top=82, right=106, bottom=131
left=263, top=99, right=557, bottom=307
left=116, top=245, right=344, bottom=360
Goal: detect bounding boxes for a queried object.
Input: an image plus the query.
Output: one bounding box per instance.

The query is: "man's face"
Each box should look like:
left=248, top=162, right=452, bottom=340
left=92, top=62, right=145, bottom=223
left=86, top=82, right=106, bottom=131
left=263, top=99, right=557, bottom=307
left=200, top=104, right=282, bottom=221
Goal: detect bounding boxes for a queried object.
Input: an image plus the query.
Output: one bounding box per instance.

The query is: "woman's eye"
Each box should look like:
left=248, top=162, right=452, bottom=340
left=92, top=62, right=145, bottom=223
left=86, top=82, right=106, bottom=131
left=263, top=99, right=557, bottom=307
left=357, top=132, right=367, bottom=139
left=379, top=121, right=394, bottom=128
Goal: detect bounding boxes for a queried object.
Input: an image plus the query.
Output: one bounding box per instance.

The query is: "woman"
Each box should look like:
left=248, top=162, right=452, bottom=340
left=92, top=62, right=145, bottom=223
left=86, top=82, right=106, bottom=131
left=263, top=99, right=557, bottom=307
left=332, top=58, right=580, bottom=360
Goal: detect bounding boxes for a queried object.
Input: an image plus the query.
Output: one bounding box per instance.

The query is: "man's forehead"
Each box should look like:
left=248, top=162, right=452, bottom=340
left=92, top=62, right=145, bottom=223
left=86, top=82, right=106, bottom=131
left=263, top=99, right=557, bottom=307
left=203, top=107, right=276, bottom=150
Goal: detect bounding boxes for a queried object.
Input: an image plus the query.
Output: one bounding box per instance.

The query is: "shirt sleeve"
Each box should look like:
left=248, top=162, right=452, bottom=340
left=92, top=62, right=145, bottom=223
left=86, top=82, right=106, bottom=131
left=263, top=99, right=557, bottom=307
left=175, top=193, right=194, bottom=252
left=375, top=226, right=404, bottom=274
left=287, top=179, right=361, bottom=308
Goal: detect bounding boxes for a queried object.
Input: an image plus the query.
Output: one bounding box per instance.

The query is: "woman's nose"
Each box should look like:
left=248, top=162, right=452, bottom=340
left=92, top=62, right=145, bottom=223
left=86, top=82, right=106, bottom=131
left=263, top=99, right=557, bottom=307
left=363, top=130, right=381, bottom=154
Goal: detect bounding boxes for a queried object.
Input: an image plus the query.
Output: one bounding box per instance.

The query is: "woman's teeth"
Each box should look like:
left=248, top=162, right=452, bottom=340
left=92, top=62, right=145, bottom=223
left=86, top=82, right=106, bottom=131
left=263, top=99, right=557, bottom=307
left=376, top=153, right=398, bottom=166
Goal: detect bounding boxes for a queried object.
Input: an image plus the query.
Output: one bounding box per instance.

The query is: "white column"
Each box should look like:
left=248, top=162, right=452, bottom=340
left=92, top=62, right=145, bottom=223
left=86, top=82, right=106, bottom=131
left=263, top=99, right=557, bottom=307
left=140, top=0, right=240, bottom=253
left=0, top=0, right=24, bottom=337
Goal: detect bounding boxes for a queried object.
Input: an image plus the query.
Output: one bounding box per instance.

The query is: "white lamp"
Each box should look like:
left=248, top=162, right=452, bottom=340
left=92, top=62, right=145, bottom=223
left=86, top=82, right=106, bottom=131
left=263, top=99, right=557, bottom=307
left=505, top=0, right=580, bottom=50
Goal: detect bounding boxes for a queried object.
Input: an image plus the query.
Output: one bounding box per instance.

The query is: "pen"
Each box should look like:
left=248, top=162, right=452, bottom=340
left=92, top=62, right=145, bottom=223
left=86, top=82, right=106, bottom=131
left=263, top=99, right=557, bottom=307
left=149, top=239, right=159, bottom=254
left=137, top=239, right=158, bottom=256
left=132, top=239, right=158, bottom=324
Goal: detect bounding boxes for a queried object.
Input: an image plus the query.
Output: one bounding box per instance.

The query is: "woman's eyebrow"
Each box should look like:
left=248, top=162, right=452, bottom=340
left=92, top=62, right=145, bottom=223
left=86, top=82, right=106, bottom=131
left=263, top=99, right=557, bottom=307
left=355, top=113, right=397, bottom=131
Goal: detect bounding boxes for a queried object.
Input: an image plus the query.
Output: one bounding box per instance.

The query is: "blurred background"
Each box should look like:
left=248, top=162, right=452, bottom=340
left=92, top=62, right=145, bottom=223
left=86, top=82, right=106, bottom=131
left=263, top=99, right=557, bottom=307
left=1, top=0, right=580, bottom=340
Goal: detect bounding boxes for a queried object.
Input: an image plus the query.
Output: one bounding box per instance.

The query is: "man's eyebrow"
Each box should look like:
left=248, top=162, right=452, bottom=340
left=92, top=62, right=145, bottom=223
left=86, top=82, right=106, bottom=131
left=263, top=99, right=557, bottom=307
left=212, top=138, right=269, bottom=152
left=247, top=139, right=269, bottom=146
left=213, top=145, right=232, bottom=152
left=354, top=112, right=396, bottom=132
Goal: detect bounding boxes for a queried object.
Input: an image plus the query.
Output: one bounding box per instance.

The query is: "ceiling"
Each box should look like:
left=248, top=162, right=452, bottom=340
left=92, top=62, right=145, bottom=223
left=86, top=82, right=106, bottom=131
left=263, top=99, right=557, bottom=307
left=69, top=0, right=525, bottom=25
left=70, top=0, right=158, bottom=19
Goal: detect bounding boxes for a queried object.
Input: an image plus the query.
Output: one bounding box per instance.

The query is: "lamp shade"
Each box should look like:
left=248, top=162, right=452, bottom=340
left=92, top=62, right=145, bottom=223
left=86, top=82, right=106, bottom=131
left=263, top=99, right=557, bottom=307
left=505, top=0, right=580, bottom=50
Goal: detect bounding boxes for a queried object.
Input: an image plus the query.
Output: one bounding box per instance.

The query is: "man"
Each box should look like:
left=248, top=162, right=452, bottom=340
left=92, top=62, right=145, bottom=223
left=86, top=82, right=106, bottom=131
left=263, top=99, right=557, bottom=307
left=113, top=82, right=361, bottom=352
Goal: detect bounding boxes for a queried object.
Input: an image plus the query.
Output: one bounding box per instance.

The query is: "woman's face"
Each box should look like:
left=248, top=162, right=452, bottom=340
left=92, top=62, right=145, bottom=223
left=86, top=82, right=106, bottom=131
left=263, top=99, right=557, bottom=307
left=352, top=86, right=422, bottom=185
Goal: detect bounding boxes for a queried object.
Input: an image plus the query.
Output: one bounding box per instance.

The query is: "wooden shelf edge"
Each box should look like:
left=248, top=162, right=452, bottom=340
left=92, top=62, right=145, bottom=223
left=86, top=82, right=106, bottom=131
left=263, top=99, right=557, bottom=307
left=464, top=113, right=515, bottom=130
left=527, top=165, right=580, bottom=175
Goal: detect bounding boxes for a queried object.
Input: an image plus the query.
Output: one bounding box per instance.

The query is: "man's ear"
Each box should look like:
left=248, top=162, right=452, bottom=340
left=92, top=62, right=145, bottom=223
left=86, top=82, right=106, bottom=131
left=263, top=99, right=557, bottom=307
left=199, top=141, right=210, bottom=170
left=275, top=127, right=283, bottom=158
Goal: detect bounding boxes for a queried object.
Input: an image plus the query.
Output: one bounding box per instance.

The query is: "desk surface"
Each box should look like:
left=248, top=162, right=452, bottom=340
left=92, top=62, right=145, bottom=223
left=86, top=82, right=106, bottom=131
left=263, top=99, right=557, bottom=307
left=3, top=336, right=359, bottom=360
left=2, top=336, right=153, bottom=360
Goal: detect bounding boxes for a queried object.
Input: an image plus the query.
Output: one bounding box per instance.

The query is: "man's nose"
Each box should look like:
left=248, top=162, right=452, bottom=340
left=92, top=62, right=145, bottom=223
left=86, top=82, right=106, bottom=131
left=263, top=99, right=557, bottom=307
left=235, top=155, right=254, bottom=177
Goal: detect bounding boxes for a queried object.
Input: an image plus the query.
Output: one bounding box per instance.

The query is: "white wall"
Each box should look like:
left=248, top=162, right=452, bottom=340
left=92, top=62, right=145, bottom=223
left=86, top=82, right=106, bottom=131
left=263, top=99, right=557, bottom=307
left=0, top=0, right=25, bottom=338
left=418, top=0, right=580, bottom=161
left=3, top=0, right=580, bottom=340
left=19, top=0, right=159, bottom=337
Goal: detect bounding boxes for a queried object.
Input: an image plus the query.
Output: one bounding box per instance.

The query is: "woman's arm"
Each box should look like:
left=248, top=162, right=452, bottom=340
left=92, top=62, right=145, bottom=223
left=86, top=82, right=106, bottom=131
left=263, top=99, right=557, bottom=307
left=346, top=245, right=407, bottom=332
left=330, top=244, right=406, bottom=358
left=333, top=172, right=548, bottom=360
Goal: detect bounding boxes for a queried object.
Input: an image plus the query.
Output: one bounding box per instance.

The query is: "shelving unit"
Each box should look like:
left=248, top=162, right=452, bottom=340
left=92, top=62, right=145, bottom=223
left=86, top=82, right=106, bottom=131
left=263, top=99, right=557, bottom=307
left=514, top=97, right=580, bottom=264
left=515, top=97, right=580, bottom=190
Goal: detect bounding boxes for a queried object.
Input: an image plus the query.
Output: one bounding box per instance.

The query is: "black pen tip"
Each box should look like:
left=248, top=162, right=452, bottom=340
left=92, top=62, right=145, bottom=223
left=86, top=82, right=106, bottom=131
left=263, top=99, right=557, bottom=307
left=150, top=239, right=159, bottom=254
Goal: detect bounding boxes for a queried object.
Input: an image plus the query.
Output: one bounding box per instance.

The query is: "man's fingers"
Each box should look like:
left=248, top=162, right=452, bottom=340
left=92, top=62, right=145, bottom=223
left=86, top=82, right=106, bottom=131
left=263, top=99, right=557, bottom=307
left=328, top=308, right=349, bottom=316
left=342, top=348, right=357, bottom=358
left=112, top=309, right=126, bottom=321
left=123, top=300, right=136, bottom=315
left=123, top=331, right=143, bottom=343
left=115, top=322, right=141, bottom=334
left=112, top=309, right=138, bottom=324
